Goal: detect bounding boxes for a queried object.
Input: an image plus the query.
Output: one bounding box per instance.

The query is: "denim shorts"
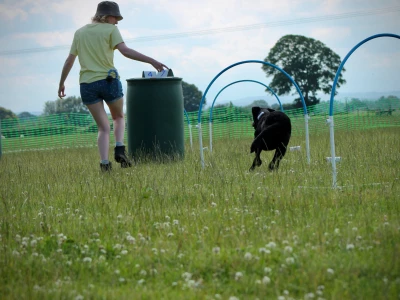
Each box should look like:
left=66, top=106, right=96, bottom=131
left=80, top=78, right=124, bottom=105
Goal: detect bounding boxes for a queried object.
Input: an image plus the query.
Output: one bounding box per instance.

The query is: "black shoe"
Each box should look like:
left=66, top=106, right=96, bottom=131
left=100, top=162, right=112, bottom=172
left=114, top=145, right=132, bottom=168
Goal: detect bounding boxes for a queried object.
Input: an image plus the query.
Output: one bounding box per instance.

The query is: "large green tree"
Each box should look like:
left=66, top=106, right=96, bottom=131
left=182, top=81, right=204, bottom=112
left=0, top=107, right=17, bottom=120
left=43, top=96, right=89, bottom=115
left=262, top=35, right=346, bottom=107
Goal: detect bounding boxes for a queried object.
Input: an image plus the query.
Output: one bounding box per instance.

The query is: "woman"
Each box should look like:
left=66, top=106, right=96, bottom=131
left=58, top=1, right=168, bottom=171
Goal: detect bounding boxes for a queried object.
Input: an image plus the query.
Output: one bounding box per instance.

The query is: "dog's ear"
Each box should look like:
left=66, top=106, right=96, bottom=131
left=252, top=107, right=261, bottom=120
left=267, top=108, right=275, bottom=113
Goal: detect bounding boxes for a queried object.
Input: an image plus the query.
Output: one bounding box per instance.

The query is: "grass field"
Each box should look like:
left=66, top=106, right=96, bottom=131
left=0, top=128, right=399, bottom=299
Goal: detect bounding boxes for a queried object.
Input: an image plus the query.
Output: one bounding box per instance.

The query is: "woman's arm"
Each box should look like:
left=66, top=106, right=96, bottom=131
left=58, top=54, right=77, bottom=98
left=116, top=42, right=168, bottom=72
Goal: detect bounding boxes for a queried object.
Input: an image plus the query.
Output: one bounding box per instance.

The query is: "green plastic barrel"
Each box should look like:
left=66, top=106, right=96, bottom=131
left=126, top=77, right=184, bottom=160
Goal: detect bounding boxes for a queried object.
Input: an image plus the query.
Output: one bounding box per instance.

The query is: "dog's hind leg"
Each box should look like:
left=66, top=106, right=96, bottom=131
left=268, top=144, right=287, bottom=171
left=249, top=148, right=262, bottom=171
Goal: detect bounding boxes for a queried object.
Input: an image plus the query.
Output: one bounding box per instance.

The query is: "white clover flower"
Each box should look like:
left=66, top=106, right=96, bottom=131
left=92, top=232, right=100, bottom=238
left=119, top=277, right=125, bottom=282
left=99, top=255, right=106, bottom=261
left=172, top=282, right=178, bottom=287
left=12, top=250, right=20, bottom=256
left=264, top=267, right=272, bottom=273
left=352, top=227, right=358, bottom=231
left=167, top=233, right=174, bottom=238
left=214, top=294, right=221, bottom=299
left=283, top=290, right=290, bottom=295
left=113, top=244, right=122, bottom=250
left=121, top=250, right=128, bottom=255
left=30, top=240, right=37, bottom=247
left=334, top=228, right=340, bottom=234
left=173, top=220, right=179, bottom=225
left=126, top=235, right=136, bottom=244
left=211, top=202, right=217, bottom=207
left=115, top=270, right=120, bottom=274
left=182, top=272, right=192, bottom=281
left=282, top=240, right=289, bottom=244
left=259, top=248, right=271, bottom=254
left=305, top=292, right=315, bottom=299
left=262, top=276, right=271, bottom=285
left=212, top=247, right=220, bottom=254
left=275, top=210, right=280, bottom=215
left=327, top=268, right=334, bottom=275
left=286, top=257, right=295, bottom=264
left=165, top=215, right=170, bottom=220
left=137, top=279, right=145, bottom=285
left=186, top=279, right=196, bottom=288
left=278, top=296, right=285, bottom=300
left=100, top=249, right=106, bottom=254
left=235, top=272, right=243, bottom=281
left=177, top=253, right=184, bottom=259
left=346, top=244, right=355, bottom=250
left=75, top=295, right=84, bottom=300
left=117, top=214, right=123, bottom=219
left=82, top=257, right=92, bottom=263
left=229, top=297, right=239, bottom=300
left=150, top=268, right=158, bottom=275
left=140, top=270, right=147, bottom=276
left=266, top=242, right=277, bottom=248
left=244, top=252, right=252, bottom=260
left=284, top=246, right=293, bottom=253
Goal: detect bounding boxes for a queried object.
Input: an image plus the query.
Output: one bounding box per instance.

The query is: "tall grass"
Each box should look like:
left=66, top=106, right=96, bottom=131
left=0, top=128, right=399, bottom=299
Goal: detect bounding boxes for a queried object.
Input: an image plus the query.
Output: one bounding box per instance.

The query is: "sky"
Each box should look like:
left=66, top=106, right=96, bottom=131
left=0, top=0, right=399, bottom=114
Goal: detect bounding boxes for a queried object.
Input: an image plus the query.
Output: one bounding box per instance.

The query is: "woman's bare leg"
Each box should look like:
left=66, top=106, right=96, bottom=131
left=86, top=101, right=110, bottom=161
left=107, top=98, right=125, bottom=144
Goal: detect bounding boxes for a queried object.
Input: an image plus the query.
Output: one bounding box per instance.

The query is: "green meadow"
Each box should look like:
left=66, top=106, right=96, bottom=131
left=0, top=127, right=399, bottom=299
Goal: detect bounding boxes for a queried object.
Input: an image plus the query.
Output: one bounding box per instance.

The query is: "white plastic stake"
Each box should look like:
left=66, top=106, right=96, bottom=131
left=327, top=116, right=338, bottom=188
left=198, top=122, right=205, bottom=168
left=188, top=124, right=193, bottom=149
left=304, top=114, right=311, bottom=164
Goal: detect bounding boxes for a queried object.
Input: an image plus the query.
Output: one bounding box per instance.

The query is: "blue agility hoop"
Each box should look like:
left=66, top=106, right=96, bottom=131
left=328, top=33, right=400, bottom=188
left=197, top=60, right=308, bottom=168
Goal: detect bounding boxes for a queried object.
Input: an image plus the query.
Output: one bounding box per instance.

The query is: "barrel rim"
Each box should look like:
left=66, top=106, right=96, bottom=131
left=126, top=77, right=183, bottom=82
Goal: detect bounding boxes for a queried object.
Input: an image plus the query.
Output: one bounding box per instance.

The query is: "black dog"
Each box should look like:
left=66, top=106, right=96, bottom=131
left=249, top=106, right=291, bottom=171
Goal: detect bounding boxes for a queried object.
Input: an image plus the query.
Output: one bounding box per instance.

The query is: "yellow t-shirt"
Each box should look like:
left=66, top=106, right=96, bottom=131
left=70, top=23, right=124, bottom=84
